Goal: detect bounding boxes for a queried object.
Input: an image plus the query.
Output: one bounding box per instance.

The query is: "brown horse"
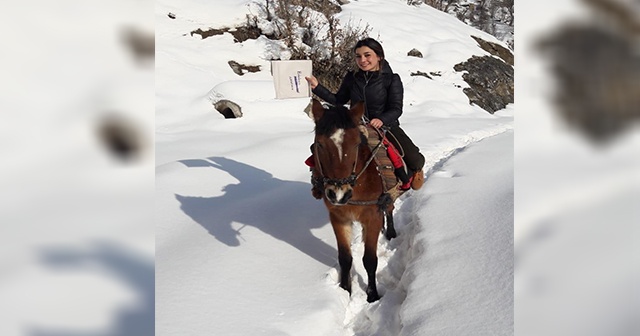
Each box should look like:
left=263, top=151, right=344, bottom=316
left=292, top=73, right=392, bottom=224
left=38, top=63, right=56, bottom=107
left=311, top=99, right=397, bottom=303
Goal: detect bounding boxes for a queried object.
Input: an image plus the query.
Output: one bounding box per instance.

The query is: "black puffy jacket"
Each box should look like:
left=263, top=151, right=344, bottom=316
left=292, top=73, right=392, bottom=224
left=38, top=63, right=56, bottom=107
left=312, top=59, right=404, bottom=127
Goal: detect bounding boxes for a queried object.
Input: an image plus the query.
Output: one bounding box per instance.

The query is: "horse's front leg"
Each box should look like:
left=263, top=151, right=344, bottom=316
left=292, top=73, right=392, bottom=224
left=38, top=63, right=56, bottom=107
left=330, top=212, right=352, bottom=295
left=384, top=204, right=397, bottom=240
left=363, top=212, right=383, bottom=302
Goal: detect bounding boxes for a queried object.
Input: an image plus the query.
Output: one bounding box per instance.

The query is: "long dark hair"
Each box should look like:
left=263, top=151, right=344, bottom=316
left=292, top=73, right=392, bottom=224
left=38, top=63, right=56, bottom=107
left=353, top=38, right=385, bottom=59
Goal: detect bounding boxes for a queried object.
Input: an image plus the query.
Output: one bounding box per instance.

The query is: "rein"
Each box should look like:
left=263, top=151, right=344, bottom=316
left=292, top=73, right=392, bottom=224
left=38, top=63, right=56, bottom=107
left=313, top=128, right=386, bottom=206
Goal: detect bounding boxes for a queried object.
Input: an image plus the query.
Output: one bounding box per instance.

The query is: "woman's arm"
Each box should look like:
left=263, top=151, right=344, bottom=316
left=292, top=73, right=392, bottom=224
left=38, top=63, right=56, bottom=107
left=306, top=73, right=352, bottom=106
left=379, top=74, right=403, bottom=126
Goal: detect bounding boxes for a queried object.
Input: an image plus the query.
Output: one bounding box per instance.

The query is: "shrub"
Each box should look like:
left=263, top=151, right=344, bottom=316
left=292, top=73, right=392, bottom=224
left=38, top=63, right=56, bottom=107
left=251, top=0, right=371, bottom=92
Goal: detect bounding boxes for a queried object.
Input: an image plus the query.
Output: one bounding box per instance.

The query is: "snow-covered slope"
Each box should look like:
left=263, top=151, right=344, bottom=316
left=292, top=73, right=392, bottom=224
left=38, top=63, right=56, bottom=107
left=515, top=0, right=640, bottom=335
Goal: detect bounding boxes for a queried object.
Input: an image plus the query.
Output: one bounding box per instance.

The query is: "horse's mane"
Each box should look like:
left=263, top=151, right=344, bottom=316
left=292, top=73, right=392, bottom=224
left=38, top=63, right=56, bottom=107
left=315, top=105, right=357, bottom=136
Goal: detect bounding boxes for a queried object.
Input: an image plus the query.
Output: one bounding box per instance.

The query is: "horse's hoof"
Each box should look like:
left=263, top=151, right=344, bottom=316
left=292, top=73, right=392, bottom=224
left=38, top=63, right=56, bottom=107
left=340, top=283, right=352, bottom=295
left=367, top=292, right=380, bottom=303
left=385, top=229, right=397, bottom=240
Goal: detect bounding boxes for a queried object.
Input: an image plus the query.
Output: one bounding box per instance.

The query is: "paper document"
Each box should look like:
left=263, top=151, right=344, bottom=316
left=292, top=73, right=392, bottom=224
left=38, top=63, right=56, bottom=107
left=271, top=60, right=312, bottom=99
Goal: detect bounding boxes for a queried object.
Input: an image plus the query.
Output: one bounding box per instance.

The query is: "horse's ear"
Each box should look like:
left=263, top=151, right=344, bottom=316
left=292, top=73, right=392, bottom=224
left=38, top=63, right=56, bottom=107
left=311, top=99, right=324, bottom=122
left=350, top=101, right=365, bottom=122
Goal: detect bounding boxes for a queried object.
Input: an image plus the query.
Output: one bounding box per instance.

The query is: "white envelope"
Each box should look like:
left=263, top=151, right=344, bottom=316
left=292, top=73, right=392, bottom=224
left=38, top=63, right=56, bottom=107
left=271, top=60, right=312, bottom=99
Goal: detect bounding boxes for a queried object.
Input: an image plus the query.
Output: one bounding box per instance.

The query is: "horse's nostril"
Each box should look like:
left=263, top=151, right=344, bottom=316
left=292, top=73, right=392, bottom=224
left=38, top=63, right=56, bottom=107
left=326, top=189, right=336, bottom=201
left=343, top=189, right=353, bottom=202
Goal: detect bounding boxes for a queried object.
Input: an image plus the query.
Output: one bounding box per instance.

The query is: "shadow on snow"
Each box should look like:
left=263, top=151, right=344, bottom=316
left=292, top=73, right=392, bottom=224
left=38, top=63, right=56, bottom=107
left=175, top=156, right=336, bottom=267
left=30, top=241, right=154, bottom=336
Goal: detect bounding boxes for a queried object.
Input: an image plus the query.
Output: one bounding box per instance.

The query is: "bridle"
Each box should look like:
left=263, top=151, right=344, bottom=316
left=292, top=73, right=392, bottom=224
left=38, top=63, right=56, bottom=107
left=312, top=128, right=386, bottom=205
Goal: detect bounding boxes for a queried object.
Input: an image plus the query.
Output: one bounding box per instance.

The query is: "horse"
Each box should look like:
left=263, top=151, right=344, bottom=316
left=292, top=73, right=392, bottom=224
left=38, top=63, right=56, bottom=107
left=311, top=99, right=397, bottom=302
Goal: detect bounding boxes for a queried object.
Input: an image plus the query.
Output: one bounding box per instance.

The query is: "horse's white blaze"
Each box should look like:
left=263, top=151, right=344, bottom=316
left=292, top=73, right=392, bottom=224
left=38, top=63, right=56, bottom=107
left=330, top=129, right=345, bottom=161
left=334, top=188, right=346, bottom=202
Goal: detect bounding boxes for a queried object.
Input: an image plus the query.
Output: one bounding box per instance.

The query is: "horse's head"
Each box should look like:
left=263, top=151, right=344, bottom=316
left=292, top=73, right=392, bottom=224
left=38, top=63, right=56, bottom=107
left=312, top=99, right=366, bottom=205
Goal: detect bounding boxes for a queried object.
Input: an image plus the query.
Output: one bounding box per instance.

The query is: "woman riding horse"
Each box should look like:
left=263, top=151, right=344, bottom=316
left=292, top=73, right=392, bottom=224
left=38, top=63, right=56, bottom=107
left=306, top=37, right=425, bottom=198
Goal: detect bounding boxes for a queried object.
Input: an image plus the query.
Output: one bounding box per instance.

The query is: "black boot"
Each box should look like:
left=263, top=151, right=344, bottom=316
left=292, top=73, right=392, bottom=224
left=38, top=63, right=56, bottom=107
left=394, top=167, right=411, bottom=190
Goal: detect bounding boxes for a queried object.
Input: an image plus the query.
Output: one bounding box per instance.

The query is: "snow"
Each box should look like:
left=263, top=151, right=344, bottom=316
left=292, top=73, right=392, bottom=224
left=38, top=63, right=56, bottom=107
left=350, top=132, right=514, bottom=336
left=0, top=1, right=154, bottom=335
left=515, top=0, right=640, bottom=335
left=156, top=0, right=513, bottom=335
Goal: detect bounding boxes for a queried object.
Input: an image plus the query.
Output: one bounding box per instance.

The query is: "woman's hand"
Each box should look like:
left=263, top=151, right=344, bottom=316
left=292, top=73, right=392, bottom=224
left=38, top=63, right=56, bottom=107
left=369, top=118, right=383, bottom=129
left=305, top=76, right=319, bottom=89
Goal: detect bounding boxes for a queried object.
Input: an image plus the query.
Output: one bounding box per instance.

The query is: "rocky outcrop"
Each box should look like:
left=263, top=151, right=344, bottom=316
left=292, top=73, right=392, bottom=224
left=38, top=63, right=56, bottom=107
left=471, top=36, right=514, bottom=66
left=190, top=25, right=275, bottom=42
left=407, top=48, right=423, bottom=58
left=454, top=55, right=514, bottom=114
left=228, top=61, right=261, bottom=76
left=121, top=27, right=154, bottom=64
left=97, top=114, right=144, bottom=161
left=538, top=24, right=640, bottom=143
left=410, top=71, right=432, bottom=79
left=214, top=100, right=243, bottom=119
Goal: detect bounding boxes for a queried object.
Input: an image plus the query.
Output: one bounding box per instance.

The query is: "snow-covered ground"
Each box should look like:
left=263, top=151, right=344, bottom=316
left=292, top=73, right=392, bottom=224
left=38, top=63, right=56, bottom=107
left=347, top=131, right=513, bottom=336
left=515, top=0, right=640, bottom=335
left=0, top=1, right=154, bottom=335
left=156, top=0, right=513, bottom=335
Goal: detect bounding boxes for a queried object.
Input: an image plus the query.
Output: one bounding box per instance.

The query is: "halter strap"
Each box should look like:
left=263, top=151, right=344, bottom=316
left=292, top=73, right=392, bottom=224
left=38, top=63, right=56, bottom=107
left=313, top=128, right=386, bottom=206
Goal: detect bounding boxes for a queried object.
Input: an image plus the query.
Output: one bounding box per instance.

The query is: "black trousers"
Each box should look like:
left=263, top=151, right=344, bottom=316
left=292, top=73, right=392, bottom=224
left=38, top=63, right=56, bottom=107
left=387, top=125, right=425, bottom=173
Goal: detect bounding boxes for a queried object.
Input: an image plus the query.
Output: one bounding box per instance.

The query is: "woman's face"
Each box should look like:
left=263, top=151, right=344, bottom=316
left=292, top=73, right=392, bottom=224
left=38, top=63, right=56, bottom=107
left=355, top=46, right=381, bottom=72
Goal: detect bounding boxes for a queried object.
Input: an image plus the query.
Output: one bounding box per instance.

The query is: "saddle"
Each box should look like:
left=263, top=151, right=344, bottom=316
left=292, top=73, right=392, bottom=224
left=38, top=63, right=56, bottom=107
left=360, top=125, right=406, bottom=201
